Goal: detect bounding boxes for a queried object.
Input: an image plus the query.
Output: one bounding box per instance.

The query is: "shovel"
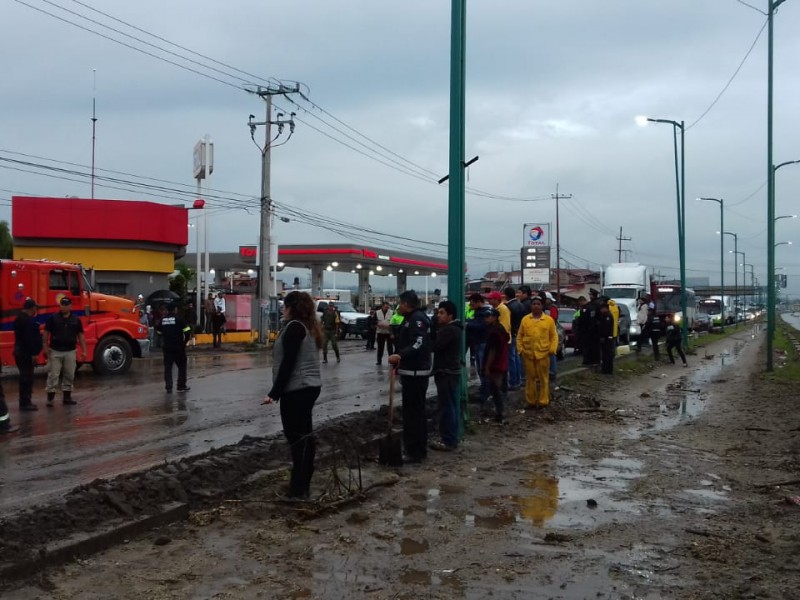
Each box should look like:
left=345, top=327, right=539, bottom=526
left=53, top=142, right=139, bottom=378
left=378, top=367, right=403, bottom=467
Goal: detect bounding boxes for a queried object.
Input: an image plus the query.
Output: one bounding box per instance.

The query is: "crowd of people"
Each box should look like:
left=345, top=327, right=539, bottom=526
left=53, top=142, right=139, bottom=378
left=261, top=286, right=566, bottom=497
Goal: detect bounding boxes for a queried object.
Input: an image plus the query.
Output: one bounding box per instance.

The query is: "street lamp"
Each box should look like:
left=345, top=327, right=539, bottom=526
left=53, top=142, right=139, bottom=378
left=733, top=250, right=746, bottom=308
left=776, top=214, right=798, bottom=221
left=721, top=231, right=738, bottom=323
left=775, top=241, right=793, bottom=248
left=637, top=115, right=687, bottom=345
left=765, top=0, right=793, bottom=370
left=743, top=263, right=756, bottom=308
left=699, top=197, right=725, bottom=329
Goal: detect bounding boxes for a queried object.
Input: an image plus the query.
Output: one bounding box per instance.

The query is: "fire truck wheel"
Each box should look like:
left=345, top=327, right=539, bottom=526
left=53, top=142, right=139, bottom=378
left=93, top=335, right=134, bottom=375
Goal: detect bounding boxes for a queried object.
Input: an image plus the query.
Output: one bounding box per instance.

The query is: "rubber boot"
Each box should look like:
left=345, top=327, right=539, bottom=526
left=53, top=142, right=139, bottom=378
left=46, top=392, right=56, bottom=407
left=63, top=391, right=77, bottom=406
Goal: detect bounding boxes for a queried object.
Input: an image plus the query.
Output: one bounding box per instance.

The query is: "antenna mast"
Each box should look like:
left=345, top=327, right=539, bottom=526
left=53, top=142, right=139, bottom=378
left=91, top=68, right=97, bottom=199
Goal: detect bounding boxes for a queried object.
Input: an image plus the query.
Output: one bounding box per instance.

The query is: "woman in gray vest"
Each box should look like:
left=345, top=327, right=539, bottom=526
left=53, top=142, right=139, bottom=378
left=265, top=291, right=323, bottom=499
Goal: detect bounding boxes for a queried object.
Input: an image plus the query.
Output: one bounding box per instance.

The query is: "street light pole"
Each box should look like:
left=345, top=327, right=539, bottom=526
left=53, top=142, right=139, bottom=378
left=447, top=0, right=468, bottom=439
left=699, top=197, right=725, bottom=329
left=637, top=116, right=688, bottom=345
left=766, top=0, right=790, bottom=371
left=723, top=232, right=738, bottom=323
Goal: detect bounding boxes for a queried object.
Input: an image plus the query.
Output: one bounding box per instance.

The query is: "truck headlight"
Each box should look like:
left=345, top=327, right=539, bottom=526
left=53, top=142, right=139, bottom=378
left=674, top=312, right=682, bottom=323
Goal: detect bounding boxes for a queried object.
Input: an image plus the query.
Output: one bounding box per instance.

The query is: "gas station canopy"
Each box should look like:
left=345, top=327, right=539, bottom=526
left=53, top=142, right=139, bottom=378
left=277, top=244, right=448, bottom=276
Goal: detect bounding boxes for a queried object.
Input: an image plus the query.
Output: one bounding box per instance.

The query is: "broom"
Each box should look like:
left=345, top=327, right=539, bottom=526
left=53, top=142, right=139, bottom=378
left=378, top=367, right=403, bottom=466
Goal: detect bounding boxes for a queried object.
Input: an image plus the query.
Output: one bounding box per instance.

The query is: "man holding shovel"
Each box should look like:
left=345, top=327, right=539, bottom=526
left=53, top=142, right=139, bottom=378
left=388, top=290, right=431, bottom=464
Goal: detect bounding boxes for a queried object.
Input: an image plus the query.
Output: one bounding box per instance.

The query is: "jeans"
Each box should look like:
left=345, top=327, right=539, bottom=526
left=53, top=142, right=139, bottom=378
left=474, top=342, right=488, bottom=401
left=46, top=349, right=77, bottom=393
left=280, top=386, right=321, bottom=496
left=434, top=372, right=459, bottom=448
left=508, top=335, right=521, bottom=388
left=401, top=376, right=429, bottom=460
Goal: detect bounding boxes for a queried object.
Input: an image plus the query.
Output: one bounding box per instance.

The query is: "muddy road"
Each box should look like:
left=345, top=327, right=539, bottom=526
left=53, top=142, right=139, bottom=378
left=7, top=324, right=799, bottom=599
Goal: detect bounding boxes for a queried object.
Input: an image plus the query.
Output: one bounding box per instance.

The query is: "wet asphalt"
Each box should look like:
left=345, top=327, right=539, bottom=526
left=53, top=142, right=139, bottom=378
left=0, top=341, right=403, bottom=515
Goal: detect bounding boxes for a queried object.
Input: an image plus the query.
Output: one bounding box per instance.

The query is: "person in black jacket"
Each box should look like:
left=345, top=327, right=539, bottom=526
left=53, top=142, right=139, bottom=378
left=388, top=290, right=431, bottom=463
left=597, top=302, right=616, bottom=375
left=365, top=308, right=377, bottom=351
left=14, top=298, right=43, bottom=411
left=430, top=300, right=462, bottom=451
left=156, top=303, right=192, bottom=393
left=505, top=286, right=526, bottom=390
left=647, top=308, right=662, bottom=360
left=44, top=297, right=87, bottom=407
left=664, top=314, right=687, bottom=366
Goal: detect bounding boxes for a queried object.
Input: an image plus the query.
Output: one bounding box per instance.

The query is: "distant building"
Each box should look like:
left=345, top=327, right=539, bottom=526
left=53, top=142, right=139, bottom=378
left=12, top=196, right=188, bottom=298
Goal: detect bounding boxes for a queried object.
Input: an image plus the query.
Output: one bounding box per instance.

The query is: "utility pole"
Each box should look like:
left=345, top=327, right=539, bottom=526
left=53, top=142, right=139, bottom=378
left=248, top=83, right=298, bottom=343
left=552, top=184, right=572, bottom=304
left=615, top=227, right=632, bottom=263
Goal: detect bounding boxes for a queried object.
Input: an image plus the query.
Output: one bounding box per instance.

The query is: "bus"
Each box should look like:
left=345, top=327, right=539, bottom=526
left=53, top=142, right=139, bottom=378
left=652, top=284, right=696, bottom=331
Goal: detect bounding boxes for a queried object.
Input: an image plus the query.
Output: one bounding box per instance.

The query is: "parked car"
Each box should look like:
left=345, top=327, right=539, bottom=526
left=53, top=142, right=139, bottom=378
left=693, top=313, right=712, bottom=332
left=556, top=308, right=577, bottom=350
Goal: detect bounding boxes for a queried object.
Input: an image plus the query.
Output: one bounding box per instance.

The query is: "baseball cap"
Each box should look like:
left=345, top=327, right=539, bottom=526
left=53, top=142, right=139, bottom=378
left=59, top=297, right=72, bottom=306
left=23, top=298, right=39, bottom=309
left=486, top=291, right=503, bottom=300
left=544, top=291, right=555, bottom=301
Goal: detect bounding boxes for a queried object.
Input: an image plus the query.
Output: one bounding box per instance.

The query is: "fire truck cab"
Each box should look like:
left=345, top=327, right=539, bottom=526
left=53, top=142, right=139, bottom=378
left=0, top=260, right=150, bottom=375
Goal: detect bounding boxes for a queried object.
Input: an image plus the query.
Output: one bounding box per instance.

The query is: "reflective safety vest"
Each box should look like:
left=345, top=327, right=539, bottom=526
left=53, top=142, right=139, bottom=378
left=390, top=309, right=404, bottom=327
left=465, top=304, right=475, bottom=321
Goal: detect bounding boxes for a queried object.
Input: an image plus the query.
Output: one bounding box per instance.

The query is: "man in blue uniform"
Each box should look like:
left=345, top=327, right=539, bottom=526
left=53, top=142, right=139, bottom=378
left=389, top=290, right=431, bottom=464
left=156, top=303, right=192, bottom=393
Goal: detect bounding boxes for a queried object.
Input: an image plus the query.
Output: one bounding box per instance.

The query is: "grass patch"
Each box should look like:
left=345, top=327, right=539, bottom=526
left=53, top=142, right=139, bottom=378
left=686, top=323, right=752, bottom=353
left=770, top=323, right=800, bottom=381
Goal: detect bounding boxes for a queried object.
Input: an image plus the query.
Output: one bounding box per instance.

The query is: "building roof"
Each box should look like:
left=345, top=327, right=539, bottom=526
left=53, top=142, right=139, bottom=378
left=12, top=196, right=188, bottom=247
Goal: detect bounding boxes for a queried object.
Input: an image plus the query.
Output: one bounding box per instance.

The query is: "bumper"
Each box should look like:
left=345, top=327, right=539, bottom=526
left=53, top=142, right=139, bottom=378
left=137, top=338, right=151, bottom=355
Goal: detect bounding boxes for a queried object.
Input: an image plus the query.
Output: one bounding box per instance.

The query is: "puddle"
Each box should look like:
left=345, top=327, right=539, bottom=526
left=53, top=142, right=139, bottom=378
left=682, top=488, right=729, bottom=503
left=467, top=454, right=644, bottom=532
left=400, top=568, right=464, bottom=592
left=399, top=537, right=429, bottom=555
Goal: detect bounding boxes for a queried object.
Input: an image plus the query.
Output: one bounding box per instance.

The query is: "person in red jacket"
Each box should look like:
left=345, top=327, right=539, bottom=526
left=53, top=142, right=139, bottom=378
left=483, top=308, right=509, bottom=423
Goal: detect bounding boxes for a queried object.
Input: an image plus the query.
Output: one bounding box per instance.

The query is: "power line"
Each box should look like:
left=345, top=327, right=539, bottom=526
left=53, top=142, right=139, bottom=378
left=734, top=0, right=767, bottom=16
left=686, top=17, right=768, bottom=131
left=11, top=0, right=247, bottom=91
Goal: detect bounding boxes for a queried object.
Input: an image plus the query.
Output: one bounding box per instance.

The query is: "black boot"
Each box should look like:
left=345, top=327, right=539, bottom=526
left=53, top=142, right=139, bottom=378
left=46, top=392, right=56, bottom=407
left=63, top=391, right=77, bottom=405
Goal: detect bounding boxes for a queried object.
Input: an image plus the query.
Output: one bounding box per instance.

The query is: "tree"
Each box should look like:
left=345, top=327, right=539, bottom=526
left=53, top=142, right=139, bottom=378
left=0, top=220, right=13, bottom=259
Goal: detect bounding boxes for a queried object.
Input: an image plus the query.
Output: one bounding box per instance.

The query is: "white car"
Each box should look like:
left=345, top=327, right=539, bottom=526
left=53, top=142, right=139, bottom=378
left=315, top=300, right=370, bottom=339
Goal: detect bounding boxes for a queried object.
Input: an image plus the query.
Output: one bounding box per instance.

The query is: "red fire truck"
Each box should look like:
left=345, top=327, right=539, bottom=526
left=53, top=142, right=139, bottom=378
left=0, top=260, right=150, bottom=375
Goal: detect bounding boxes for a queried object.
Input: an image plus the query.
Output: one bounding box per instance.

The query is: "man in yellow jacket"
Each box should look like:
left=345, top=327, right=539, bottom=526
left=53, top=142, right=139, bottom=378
left=516, top=295, right=559, bottom=407
left=607, top=298, right=620, bottom=339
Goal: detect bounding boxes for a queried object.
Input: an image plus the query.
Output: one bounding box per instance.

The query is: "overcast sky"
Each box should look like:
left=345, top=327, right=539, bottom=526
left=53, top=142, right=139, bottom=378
left=2, top=0, right=799, bottom=296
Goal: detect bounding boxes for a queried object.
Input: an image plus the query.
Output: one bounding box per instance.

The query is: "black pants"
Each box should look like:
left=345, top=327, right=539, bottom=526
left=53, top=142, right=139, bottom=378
left=666, top=340, right=686, bottom=365
left=488, top=371, right=507, bottom=420
left=649, top=333, right=661, bottom=359
left=14, top=353, right=35, bottom=406
left=279, top=386, right=321, bottom=496
left=366, top=330, right=376, bottom=350
left=212, top=329, right=223, bottom=348
left=600, top=337, right=615, bottom=374
left=0, top=379, right=10, bottom=432
left=376, top=334, right=393, bottom=363
left=582, top=333, right=600, bottom=365
left=400, top=375, right=429, bottom=461
left=163, top=349, right=187, bottom=390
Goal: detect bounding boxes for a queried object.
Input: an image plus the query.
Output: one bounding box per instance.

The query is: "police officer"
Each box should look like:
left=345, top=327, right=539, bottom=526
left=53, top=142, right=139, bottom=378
left=14, top=298, right=43, bottom=411
left=388, top=290, right=432, bottom=464
left=44, top=297, right=87, bottom=406
left=157, top=302, right=192, bottom=393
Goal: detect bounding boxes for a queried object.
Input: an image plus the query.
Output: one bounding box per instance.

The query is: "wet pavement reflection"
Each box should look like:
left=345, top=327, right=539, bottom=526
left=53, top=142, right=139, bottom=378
left=0, top=344, right=391, bottom=514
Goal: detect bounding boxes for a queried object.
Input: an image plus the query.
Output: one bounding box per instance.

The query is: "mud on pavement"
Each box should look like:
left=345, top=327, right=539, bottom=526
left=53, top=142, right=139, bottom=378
left=4, top=326, right=800, bottom=599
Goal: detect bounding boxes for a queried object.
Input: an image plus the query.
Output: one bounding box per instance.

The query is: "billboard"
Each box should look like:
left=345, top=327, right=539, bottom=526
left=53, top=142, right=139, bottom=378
left=523, top=223, right=550, bottom=247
